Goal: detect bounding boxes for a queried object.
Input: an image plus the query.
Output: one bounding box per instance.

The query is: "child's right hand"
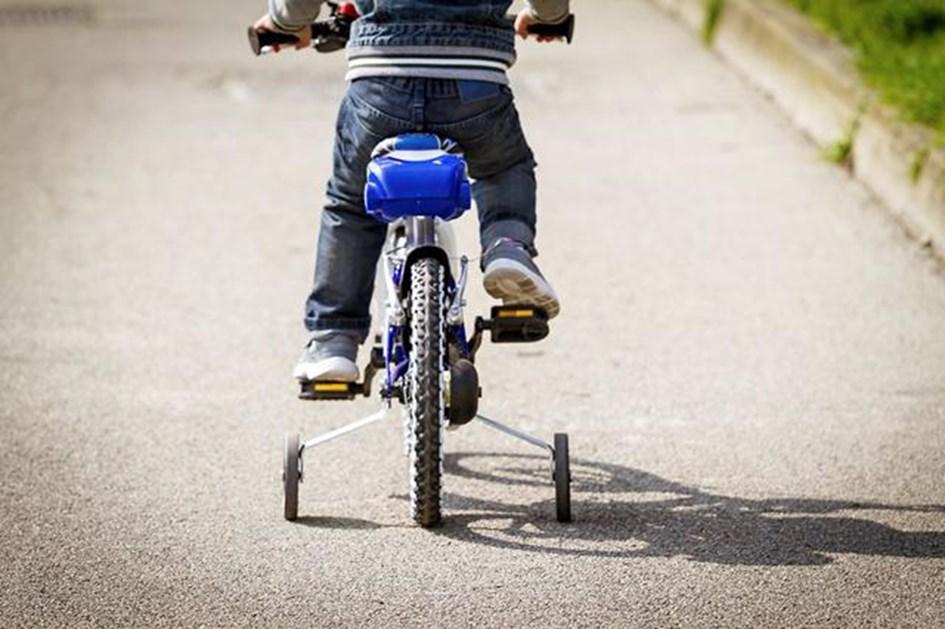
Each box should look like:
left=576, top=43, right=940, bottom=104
left=253, top=13, right=312, bottom=51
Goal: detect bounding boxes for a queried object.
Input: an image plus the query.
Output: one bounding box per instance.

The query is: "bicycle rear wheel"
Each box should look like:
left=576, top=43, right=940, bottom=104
left=406, top=256, right=446, bottom=527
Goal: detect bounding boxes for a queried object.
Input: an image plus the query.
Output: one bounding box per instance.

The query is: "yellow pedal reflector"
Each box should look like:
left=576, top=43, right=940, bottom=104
left=497, top=309, right=535, bottom=319
left=312, top=382, right=351, bottom=393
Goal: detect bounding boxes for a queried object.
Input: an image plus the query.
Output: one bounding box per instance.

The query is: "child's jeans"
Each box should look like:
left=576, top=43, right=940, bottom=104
left=305, top=77, right=538, bottom=342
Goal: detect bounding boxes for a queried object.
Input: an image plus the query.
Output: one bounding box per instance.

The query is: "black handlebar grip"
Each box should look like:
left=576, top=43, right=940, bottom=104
left=247, top=25, right=311, bottom=56
left=526, top=14, right=575, bottom=43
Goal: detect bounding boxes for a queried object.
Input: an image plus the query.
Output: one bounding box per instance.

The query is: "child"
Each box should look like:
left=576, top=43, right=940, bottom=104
left=254, top=0, right=568, bottom=382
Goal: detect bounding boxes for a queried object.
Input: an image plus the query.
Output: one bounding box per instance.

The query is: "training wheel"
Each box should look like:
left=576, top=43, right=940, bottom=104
left=283, top=432, right=301, bottom=521
left=553, top=433, right=571, bottom=522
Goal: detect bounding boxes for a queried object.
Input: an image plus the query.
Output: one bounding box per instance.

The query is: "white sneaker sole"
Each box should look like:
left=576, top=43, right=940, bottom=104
left=293, top=356, right=360, bottom=383
left=483, top=259, right=560, bottom=319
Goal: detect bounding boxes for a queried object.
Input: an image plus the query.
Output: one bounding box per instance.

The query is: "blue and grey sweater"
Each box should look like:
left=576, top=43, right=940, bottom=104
left=267, top=0, right=570, bottom=84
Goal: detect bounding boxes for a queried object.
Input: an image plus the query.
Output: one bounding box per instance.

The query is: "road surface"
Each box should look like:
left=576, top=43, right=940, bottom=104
left=2, top=0, right=944, bottom=626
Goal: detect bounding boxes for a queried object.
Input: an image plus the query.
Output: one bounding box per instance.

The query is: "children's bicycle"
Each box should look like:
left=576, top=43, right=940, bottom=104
left=249, top=3, right=576, bottom=528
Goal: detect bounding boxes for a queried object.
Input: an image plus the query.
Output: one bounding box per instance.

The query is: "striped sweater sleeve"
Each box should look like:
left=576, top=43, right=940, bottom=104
left=524, top=0, right=570, bottom=24
left=268, top=0, right=325, bottom=32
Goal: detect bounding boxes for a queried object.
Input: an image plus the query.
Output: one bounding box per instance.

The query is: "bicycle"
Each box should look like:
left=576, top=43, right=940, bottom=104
left=249, top=2, right=576, bottom=528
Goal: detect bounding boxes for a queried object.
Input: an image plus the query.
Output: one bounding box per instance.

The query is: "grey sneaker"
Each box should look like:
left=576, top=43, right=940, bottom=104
left=292, top=332, right=360, bottom=382
left=482, top=238, right=560, bottom=319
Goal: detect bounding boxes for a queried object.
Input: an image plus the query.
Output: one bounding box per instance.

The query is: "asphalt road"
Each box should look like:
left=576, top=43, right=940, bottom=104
left=2, top=1, right=945, bottom=626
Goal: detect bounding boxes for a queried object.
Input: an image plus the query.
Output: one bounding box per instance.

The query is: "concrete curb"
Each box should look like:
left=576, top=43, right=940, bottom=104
left=650, top=0, right=945, bottom=259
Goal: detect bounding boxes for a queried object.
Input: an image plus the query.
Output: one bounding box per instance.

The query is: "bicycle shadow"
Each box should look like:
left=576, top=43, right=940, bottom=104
left=436, top=452, right=945, bottom=566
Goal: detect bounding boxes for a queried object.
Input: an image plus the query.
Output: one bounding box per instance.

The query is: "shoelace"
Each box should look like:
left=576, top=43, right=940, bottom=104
left=482, top=237, right=526, bottom=259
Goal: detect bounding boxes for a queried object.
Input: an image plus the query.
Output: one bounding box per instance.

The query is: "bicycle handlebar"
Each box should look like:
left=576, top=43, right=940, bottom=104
left=248, top=12, right=575, bottom=56
left=523, top=14, right=575, bottom=43
left=248, top=28, right=296, bottom=54
left=248, top=20, right=349, bottom=55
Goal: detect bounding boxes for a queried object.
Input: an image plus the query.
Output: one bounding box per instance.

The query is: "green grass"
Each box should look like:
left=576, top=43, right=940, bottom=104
left=911, top=146, right=931, bottom=182
left=703, top=0, right=725, bottom=45
left=821, top=131, right=855, bottom=166
left=785, top=0, right=945, bottom=141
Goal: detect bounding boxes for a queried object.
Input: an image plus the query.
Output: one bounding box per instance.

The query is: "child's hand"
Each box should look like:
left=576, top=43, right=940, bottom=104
left=513, top=9, right=561, bottom=42
left=253, top=13, right=312, bottom=52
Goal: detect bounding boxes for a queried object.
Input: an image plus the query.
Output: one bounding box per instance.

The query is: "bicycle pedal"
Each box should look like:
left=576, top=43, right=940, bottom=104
left=485, top=305, right=549, bottom=343
left=298, top=381, right=361, bottom=401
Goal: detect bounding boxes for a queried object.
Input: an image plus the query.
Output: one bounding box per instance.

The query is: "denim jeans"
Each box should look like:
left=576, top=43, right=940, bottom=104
left=304, top=77, right=538, bottom=341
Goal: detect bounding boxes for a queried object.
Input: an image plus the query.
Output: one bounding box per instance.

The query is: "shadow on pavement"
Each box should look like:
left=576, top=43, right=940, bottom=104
left=434, top=452, right=945, bottom=566
left=294, top=515, right=384, bottom=530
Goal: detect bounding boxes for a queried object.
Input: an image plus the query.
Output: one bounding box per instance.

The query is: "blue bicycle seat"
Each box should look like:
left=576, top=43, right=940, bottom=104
left=364, top=134, right=472, bottom=223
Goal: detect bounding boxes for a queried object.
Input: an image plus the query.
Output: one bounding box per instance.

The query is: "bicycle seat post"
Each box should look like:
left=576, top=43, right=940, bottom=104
left=406, top=216, right=437, bottom=248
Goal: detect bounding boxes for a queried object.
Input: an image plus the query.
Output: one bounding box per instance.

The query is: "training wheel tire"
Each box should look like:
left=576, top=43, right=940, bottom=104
left=553, top=433, right=571, bottom=522
left=283, top=432, right=301, bottom=521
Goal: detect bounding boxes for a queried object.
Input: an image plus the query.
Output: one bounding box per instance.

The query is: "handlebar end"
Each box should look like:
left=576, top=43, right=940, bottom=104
left=247, top=26, right=262, bottom=56
left=526, top=14, right=575, bottom=44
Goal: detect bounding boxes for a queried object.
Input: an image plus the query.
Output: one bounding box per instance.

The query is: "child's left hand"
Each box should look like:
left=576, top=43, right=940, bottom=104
left=513, top=10, right=561, bottom=42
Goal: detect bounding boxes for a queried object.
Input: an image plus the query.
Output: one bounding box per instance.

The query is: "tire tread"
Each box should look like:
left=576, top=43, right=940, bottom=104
left=408, top=258, right=445, bottom=527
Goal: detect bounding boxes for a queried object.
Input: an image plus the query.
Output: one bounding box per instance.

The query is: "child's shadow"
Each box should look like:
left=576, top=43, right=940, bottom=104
left=433, top=451, right=945, bottom=566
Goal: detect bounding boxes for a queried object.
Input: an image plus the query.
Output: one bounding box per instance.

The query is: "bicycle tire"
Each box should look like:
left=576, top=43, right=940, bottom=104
left=407, top=257, right=446, bottom=527
left=554, top=433, right=571, bottom=522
